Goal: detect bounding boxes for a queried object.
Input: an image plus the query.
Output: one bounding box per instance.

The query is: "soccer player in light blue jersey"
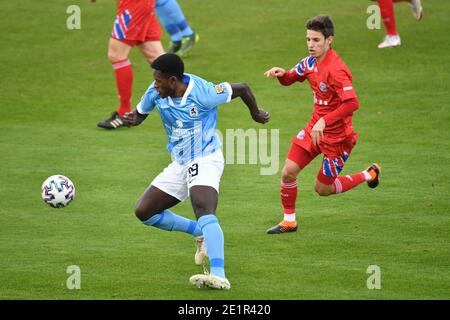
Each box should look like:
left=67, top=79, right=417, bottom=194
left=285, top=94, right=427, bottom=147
left=124, top=53, right=269, bottom=290
left=155, top=0, right=198, bottom=55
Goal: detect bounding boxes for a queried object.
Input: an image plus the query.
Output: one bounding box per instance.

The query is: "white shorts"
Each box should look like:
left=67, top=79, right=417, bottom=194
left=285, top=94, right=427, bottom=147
left=150, top=149, right=225, bottom=201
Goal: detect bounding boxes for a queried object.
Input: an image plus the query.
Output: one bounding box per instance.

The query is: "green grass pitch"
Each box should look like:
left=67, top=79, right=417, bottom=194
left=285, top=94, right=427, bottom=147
left=0, top=0, right=449, bottom=299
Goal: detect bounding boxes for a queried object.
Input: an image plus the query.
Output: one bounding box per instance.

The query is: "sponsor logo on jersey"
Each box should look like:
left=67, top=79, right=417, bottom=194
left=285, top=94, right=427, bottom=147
left=319, top=81, right=328, bottom=92
left=215, top=84, right=225, bottom=94
left=189, top=105, right=198, bottom=117
left=176, top=120, right=183, bottom=128
left=343, top=86, right=353, bottom=91
left=160, top=103, right=170, bottom=109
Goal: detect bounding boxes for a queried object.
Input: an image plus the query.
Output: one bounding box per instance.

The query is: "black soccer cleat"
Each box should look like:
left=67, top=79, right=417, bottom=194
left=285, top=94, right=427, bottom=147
left=366, top=163, right=381, bottom=189
left=167, top=40, right=182, bottom=54
left=178, top=32, right=199, bottom=57
left=266, top=221, right=298, bottom=234
left=97, top=111, right=128, bottom=129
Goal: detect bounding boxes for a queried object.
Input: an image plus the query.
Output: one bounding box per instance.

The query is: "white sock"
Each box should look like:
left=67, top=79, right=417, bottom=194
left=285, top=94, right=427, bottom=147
left=363, top=170, right=372, bottom=181
left=284, top=213, right=296, bottom=222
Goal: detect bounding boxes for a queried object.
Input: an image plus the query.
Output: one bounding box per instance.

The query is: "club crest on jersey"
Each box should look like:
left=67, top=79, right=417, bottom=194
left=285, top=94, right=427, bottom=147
left=297, top=129, right=305, bottom=140
left=319, top=81, right=328, bottom=93
left=176, top=120, right=183, bottom=128
left=215, top=84, right=225, bottom=94
left=189, top=105, right=198, bottom=117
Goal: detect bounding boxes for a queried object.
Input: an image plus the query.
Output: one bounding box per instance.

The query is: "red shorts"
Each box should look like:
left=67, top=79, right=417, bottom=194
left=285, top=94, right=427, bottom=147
left=111, top=0, right=162, bottom=46
left=287, top=129, right=358, bottom=185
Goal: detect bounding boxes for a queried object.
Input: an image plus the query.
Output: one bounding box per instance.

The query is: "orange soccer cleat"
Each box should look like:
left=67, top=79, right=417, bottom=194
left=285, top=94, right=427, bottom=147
left=266, top=220, right=298, bottom=234
left=366, top=163, right=381, bottom=189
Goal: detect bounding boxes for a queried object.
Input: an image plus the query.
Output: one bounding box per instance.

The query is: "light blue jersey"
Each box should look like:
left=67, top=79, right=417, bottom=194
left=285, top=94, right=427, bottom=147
left=137, top=73, right=233, bottom=164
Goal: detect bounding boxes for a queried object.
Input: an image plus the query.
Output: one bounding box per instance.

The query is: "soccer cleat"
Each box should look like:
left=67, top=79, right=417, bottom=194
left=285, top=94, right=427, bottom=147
left=266, top=220, right=298, bottom=234
left=366, top=163, right=381, bottom=189
left=194, top=236, right=207, bottom=265
left=178, top=32, right=199, bottom=57
left=377, top=35, right=401, bottom=49
left=97, top=111, right=128, bottom=129
left=410, top=0, right=423, bottom=21
left=189, top=274, right=231, bottom=290
left=167, top=40, right=182, bottom=54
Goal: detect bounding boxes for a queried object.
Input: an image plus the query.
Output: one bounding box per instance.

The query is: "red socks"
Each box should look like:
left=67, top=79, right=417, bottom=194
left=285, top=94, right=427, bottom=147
left=333, top=173, right=366, bottom=194
left=377, top=0, right=398, bottom=36
left=112, top=59, right=133, bottom=116
left=281, top=179, right=298, bottom=216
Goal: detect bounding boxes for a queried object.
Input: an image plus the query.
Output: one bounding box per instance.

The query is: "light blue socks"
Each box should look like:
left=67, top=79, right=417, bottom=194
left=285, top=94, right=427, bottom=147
left=198, top=214, right=225, bottom=278
left=143, top=209, right=202, bottom=237
left=156, top=0, right=193, bottom=41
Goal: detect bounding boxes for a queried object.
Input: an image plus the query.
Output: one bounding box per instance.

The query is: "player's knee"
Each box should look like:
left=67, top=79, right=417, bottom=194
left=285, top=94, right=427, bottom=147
left=139, top=44, right=164, bottom=63
left=107, top=49, right=126, bottom=63
left=142, top=50, right=161, bottom=63
left=314, top=184, right=333, bottom=196
left=192, top=203, right=210, bottom=217
left=107, top=51, right=118, bottom=63
left=134, top=202, right=155, bottom=222
left=191, top=199, right=214, bottom=218
left=134, top=205, right=146, bottom=221
left=281, top=166, right=298, bottom=182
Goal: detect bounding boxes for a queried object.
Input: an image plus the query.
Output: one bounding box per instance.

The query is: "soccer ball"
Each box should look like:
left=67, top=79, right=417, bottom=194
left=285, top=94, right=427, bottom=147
left=41, top=175, right=75, bottom=208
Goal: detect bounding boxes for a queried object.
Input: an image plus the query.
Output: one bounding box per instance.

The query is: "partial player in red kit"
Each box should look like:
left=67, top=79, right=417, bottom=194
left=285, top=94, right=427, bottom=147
left=96, top=0, right=165, bottom=129
left=374, top=0, right=423, bottom=49
left=264, top=16, right=381, bottom=234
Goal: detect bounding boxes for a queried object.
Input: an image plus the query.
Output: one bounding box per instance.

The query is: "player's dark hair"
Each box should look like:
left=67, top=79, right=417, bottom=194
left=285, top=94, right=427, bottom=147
left=151, top=53, right=184, bottom=81
left=306, top=15, right=334, bottom=38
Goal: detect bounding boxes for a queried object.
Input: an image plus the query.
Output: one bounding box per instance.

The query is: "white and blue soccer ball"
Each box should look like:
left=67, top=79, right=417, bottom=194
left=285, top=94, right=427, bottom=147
left=41, top=175, right=75, bottom=208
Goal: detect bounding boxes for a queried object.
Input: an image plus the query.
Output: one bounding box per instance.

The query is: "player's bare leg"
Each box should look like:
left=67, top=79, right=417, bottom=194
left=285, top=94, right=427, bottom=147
left=134, top=185, right=180, bottom=221
left=189, top=186, right=230, bottom=290
left=134, top=185, right=204, bottom=242
left=267, top=159, right=301, bottom=234
left=98, top=38, right=134, bottom=129
left=108, top=38, right=133, bottom=62
left=138, top=41, right=165, bottom=64
left=314, top=180, right=335, bottom=196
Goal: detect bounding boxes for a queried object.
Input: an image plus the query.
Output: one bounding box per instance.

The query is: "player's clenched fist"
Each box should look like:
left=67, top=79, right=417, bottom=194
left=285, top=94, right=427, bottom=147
left=251, top=109, right=270, bottom=124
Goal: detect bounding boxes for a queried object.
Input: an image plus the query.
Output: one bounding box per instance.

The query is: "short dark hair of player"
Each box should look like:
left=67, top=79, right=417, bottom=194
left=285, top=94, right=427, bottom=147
left=306, top=15, right=334, bottom=38
left=151, top=53, right=184, bottom=81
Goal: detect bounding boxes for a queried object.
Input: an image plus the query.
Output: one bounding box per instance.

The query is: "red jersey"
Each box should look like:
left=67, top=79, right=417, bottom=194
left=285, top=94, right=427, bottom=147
left=279, top=49, right=358, bottom=145
left=117, top=0, right=153, bottom=11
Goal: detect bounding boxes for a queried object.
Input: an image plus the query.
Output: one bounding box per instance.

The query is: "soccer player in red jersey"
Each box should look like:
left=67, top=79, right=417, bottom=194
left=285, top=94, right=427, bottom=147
left=264, top=16, right=381, bottom=234
left=374, top=0, right=423, bottom=49
left=96, top=0, right=165, bottom=129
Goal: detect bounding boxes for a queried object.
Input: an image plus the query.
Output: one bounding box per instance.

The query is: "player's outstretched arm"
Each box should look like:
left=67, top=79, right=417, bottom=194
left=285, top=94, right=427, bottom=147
left=230, top=83, right=270, bottom=124
left=264, top=67, right=286, bottom=78
left=123, top=110, right=148, bottom=127
left=264, top=66, right=301, bottom=86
